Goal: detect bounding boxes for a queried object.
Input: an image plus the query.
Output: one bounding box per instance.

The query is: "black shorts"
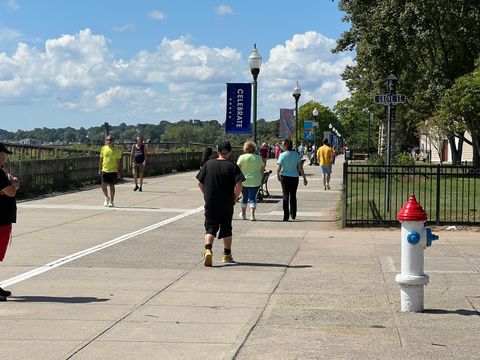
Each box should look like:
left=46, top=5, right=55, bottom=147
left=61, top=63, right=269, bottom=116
left=101, top=172, right=118, bottom=184
left=204, top=207, right=234, bottom=239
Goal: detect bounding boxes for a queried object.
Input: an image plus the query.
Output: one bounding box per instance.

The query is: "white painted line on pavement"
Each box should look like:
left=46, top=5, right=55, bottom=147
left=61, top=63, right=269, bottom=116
left=0, top=206, right=204, bottom=288
left=18, top=204, right=192, bottom=213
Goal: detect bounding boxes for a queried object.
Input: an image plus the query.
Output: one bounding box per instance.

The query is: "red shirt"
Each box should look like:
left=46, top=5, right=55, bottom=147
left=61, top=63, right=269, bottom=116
left=259, top=146, right=269, bottom=159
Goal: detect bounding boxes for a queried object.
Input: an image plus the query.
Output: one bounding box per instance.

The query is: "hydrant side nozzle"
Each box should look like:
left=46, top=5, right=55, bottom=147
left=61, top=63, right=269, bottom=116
left=407, top=231, right=421, bottom=245
left=426, top=228, right=439, bottom=247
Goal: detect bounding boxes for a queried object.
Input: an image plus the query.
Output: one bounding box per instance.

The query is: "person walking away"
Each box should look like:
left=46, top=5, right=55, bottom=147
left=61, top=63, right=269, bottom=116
left=317, top=138, right=334, bottom=190
left=131, top=136, right=147, bottom=191
left=99, top=136, right=122, bottom=207
left=200, top=147, right=213, bottom=168
left=259, top=143, right=269, bottom=166
left=306, top=142, right=313, bottom=165
left=196, top=140, right=244, bottom=266
left=0, top=143, right=19, bottom=301
left=237, top=141, right=265, bottom=221
left=274, top=143, right=281, bottom=160
left=277, top=139, right=307, bottom=221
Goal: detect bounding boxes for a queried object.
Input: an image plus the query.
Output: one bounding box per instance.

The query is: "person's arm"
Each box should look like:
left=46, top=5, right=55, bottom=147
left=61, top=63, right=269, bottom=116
left=234, top=181, right=242, bottom=203
left=130, top=145, right=135, bottom=165
left=260, top=164, right=266, bottom=178
left=277, top=163, right=282, bottom=182
left=297, top=161, right=308, bottom=186
left=143, top=146, right=147, bottom=165
left=198, top=182, right=204, bottom=193
left=0, top=173, right=19, bottom=197
left=98, top=157, right=103, bottom=175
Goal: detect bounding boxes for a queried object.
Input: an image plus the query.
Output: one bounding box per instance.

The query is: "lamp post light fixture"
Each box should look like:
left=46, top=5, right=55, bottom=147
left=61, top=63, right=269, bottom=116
left=248, top=44, right=262, bottom=145
left=312, top=107, right=319, bottom=145
left=292, top=82, right=302, bottom=148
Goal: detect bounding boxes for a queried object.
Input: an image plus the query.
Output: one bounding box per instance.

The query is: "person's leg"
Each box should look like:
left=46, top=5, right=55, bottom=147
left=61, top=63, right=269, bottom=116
left=218, top=209, right=234, bottom=263
left=280, top=176, right=290, bottom=221
left=240, top=187, right=248, bottom=219
left=289, top=177, right=299, bottom=219
left=109, top=184, right=115, bottom=206
left=101, top=183, right=109, bottom=198
left=133, top=166, right=139, bottom=190
left=203, top=215, right=218, bottom=267
left=326, top=172, right=331, bottom=189
left=139, top=167, right=144, bottom=190
left=249, top=187, right=259, bottom=221
left=0, top=225, right=12, bottom=298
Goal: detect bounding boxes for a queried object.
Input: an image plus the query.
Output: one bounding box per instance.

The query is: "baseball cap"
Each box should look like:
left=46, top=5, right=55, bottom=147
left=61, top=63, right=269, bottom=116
left=217, top=140, right=232, bottom=155
left=0, top=143, right=12, bottom=154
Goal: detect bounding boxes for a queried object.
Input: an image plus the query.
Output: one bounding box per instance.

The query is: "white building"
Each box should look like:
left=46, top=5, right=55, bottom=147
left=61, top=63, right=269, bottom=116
left=420, top=131, right=473, bottom=163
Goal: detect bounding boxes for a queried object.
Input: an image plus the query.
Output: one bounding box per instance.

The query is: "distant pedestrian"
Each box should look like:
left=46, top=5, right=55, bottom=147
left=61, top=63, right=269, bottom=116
left=99, top=135, right=122, bottom=207
left=0, top=143, right=19, bottom=301
left=200, top=146, right=213, bottom=168
left=317, top=138, right=334, bottom=190
left=274, top=143, right=281, bottom=160
left=131, top=136, right=147, bottom=192
left=237, top=141, right=265, bottom=221
left=277, top=139, right=307, bottom=221
left=196, top=140, right=244, bottom=266
left=259, top=142, right=269, bottom=165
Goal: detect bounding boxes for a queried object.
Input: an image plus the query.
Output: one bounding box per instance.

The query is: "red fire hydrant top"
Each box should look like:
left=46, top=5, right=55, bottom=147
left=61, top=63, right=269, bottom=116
left=397, top=194, right=428, bottom=222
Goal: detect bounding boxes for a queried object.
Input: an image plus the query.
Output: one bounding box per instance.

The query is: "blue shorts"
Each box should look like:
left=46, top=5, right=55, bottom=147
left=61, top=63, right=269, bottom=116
left=320, top=165, right=332, bottom=174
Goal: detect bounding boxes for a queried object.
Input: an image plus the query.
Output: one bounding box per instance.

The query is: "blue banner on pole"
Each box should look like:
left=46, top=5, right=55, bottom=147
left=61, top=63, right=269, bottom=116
left=225, top=83, right=251, bottom=134
left=304, top=120, right=314, bottom=141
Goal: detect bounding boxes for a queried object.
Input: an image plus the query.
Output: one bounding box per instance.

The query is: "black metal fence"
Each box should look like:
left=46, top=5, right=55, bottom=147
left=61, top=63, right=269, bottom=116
left=343, top=162, right=480, bottom=227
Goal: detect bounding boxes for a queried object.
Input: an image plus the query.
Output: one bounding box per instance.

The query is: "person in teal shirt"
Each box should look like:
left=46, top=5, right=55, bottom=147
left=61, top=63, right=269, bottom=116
left=277, top=139, right=308, bottom=221
left=237, top=141, right=265, bottom=221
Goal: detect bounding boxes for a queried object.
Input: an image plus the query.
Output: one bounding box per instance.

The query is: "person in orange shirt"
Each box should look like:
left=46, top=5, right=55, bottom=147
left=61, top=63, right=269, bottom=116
left=316, top=139, right=334, bottom=190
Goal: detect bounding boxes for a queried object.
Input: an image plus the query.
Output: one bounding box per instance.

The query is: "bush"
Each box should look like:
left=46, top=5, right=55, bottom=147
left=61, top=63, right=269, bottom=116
left=367, top=154, right=385, bottom=166
left=394, top=152, right=415, bottom=166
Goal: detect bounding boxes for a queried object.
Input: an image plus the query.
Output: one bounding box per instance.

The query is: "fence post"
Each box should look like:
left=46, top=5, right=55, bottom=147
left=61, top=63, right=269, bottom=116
left=342, top=161, right=348, bottom=228
left=436, top=164, right=441, bottom=225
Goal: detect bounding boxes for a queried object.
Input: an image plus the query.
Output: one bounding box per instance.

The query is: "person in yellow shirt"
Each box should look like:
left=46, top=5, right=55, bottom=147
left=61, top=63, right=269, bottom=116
left=99, top=136, right=122, bottom=207
left=316, top=138, right=334, bottom=190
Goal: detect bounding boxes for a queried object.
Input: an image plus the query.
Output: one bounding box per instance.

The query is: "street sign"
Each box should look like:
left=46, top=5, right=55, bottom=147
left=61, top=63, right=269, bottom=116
left=374, top=94, right=406, bottom=105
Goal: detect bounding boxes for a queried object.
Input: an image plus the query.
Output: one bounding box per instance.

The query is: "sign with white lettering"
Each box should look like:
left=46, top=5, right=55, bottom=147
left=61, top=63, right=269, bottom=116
left=374, top=94, right=406, bottom=105
left=226, top=83, right=252, bottom=134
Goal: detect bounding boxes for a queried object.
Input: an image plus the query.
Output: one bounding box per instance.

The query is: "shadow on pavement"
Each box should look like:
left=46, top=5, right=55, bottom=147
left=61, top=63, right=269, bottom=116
left=8, top=296, right=110, bottom=303
left=222, top=262, right=311, bottom=269
left=422, top=309, right=480, bottom=316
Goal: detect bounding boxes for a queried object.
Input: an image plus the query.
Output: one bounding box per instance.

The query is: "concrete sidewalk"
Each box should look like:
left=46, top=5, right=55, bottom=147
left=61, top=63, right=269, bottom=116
left=0, top=156, right=479, bottom=359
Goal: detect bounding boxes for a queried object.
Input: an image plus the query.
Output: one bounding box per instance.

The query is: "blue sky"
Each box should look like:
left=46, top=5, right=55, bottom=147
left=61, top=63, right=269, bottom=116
left=0, top=0, right=354, bottom=132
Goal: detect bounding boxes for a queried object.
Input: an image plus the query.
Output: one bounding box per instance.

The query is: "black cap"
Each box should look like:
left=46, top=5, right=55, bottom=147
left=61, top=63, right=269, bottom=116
left=217, top=140, right=232, bottom=155
left=0, top=143, right=12, bottom=154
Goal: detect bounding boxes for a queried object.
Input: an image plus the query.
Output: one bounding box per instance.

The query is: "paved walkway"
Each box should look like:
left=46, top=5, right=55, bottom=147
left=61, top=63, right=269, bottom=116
left=0, top=156, right=479, bottom=359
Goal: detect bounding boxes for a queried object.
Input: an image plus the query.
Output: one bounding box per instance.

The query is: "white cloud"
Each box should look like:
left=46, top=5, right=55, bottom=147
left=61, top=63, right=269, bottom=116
left=215, top=5, right=233, bottom=16
left=0, top=26, right=21, bottom=42
left=148, top=10, right=166, bottom=21
left=113, top=23, right=136, bottom=32
left=0, top=29, right=353, bottom=125
left=6, top=0, right=20, bottom=11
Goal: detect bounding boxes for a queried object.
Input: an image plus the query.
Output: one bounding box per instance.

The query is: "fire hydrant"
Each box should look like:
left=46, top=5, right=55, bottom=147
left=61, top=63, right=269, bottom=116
left=395, top=195, right=439, bottom=312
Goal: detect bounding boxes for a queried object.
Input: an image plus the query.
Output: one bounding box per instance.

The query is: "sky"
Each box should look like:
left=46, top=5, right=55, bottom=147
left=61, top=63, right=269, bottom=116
left=0, top=0, right=354, bottom=132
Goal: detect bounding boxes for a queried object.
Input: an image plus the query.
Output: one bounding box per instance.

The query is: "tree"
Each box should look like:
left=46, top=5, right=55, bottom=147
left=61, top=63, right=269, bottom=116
left=298, top=100, right=337, bottom=145
left=334, top=0, right=480, bottom=152
left=436, top=60, right=480, bottom=166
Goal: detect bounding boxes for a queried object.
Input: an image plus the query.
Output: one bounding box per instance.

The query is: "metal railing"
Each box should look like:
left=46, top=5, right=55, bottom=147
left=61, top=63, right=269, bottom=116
left=4, top=150, right=242, bottom=198
left=342, top=162, right=480, bottom=227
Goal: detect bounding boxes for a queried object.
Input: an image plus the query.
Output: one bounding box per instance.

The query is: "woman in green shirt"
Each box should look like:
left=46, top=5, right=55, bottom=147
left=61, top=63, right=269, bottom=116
left=237, top=141, right=265, bottom=221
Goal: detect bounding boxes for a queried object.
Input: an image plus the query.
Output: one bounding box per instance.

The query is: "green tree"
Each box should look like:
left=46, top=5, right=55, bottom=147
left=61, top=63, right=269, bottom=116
left=334, top=0, right=480, bottom=153
left=436, top=60, right=480, bottom=166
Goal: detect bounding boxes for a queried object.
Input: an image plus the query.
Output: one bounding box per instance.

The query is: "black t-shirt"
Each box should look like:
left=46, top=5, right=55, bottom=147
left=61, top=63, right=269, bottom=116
left=0, top=169, right=17, bottom=225
left=132, top=145, right=145, bottom=164
left=196, top=159, right=245, bottom=214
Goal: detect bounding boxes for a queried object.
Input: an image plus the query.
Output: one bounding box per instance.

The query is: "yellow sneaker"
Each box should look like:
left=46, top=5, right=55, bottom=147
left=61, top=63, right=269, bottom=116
left=222, top=253, right=235, bottom=263
left=203, top=249, right=213, bottom=267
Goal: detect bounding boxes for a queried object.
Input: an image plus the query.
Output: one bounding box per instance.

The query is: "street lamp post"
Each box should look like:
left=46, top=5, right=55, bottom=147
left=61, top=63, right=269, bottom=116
left=292, top=82, right=301, bottom=149
left=366, top=110, right=373, bottom=159
left=312, top=107, right=319, bottom=144
left=328, top=123, right=333, bottom=145
left=248, top=44, right=262, bottom=145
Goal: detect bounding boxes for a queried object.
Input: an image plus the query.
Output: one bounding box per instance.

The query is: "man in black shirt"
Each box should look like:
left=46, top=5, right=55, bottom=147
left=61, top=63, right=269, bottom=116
left=196, top=140, right=244, bottom=266
left=0, top=143, right=19, bottom=301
